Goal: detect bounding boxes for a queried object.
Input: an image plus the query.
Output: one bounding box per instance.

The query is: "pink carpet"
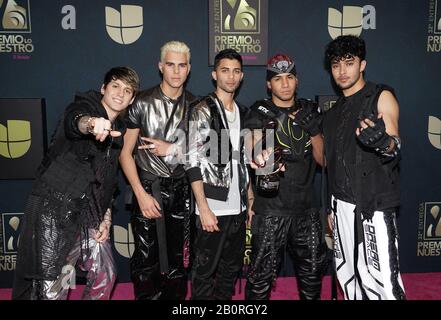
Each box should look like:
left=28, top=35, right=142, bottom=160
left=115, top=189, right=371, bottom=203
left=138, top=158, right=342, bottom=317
left=1, top=273, right=440, bottom=300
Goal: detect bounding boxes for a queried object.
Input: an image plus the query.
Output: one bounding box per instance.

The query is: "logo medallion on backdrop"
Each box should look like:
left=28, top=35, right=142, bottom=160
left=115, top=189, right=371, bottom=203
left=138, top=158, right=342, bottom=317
left=113, top=223, right=135, bottom=258
left=0, top=0, right=34, bottom=58
left=428, top=115, right=441, bottom=149
left=0, top=120, right=31, bottom=159
left=418, top=202, right=441, bottom=256
left=105, top=5, right=143, bottom=45
left=0, top=98, right=46, bottom=179
left=327, top=5, right=376, bottom=39
left=0, top=213, right=22, bottom=272
left=209, top=0, right=268, bottom=65
left=427, top=0, right=441, bottom=52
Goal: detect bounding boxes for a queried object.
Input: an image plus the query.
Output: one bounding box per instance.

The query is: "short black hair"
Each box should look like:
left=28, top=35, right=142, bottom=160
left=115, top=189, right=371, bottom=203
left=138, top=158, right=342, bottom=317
left=213, top=48, right=243, bottom=70
left=103, top=66, right=140, bottom=96
left=324, top=35, right=366, bottom=71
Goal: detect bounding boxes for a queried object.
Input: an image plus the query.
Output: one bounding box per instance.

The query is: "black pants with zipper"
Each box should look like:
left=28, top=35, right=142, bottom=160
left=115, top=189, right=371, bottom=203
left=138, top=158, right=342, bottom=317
left=130, top=176, right=190, bottom=300
left=191, top=211, right=246, bottom=300
left=245, top=209, right=327, bottom=300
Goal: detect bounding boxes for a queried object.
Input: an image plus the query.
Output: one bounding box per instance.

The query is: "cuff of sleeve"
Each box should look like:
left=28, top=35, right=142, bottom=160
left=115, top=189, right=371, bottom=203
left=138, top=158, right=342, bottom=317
left=186, top=167, right=203, bottom=183
left=126, top=122, right=140, bottom=129
left=72, top=113, right=91, bottom=136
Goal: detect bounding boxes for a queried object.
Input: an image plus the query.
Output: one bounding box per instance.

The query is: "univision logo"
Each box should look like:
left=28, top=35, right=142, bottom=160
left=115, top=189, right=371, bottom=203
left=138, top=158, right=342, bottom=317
left=328, top=5, right=376, bottom=39
left=428, top=116, right=441, bottom=149
left=222, top=0, right=258, bottom=32
left=105, top=5, right=143, bottom=45
left=113, top=223, right=135, bottom=258
left=0, top=120, right=31, bottom=158
left=0, top=0, right=31, bottom=33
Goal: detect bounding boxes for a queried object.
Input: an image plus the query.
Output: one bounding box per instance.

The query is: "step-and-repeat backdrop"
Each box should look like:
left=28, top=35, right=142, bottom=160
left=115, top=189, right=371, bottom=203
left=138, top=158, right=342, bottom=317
left=0, top=0, right=440, bottom=288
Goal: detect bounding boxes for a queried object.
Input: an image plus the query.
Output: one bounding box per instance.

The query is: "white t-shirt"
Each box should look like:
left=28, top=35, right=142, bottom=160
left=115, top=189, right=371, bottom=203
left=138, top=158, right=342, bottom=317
left=196, top=102, right=245, bottom=216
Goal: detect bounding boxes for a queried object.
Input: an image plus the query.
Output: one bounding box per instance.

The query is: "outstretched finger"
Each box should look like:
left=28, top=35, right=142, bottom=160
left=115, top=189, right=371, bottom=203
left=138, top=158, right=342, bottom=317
left=138, top=143, right=155, bottom=150
left=359, top=120, right=368, bottom=129
left=288, top=111, right=298, bottom=120
left=140, top=137, right=156, bottom=144
left=153, top=198, right=162, bottom=211
left=97, top=230, right=108, bottom=242
left=250, top=161, right=259, bottom=169
left=109, top=130, right=122, bottom=137
left=99, top=130, right=111, bottom=142
left=363, top=118, right=376, bottom=127
left=255, top=154, right=265, bottom=167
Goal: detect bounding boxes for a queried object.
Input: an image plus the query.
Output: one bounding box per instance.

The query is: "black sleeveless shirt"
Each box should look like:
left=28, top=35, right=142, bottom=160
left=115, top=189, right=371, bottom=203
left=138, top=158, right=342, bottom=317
left=323, top=82, right=400, bottom=215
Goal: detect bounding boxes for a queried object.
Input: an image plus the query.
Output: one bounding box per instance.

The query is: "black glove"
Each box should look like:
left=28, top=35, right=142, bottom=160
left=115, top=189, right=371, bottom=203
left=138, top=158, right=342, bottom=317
left=293, top=99, right=322, bottom=136
left=356, top=117, right=391, bottom=153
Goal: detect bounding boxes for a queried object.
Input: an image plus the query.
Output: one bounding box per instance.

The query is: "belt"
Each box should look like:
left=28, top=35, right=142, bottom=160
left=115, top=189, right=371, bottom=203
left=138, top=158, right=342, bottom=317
left=138, top=171, right=191, bottom=272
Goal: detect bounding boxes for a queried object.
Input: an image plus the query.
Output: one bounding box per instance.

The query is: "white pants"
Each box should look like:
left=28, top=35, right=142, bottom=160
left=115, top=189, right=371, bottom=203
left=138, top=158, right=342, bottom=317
left=332, top=196, right=406, bottom=300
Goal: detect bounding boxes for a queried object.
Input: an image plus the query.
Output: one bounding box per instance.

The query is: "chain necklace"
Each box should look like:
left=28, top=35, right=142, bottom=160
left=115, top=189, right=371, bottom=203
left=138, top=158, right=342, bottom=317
left=225, top=104, right=237, bottom=123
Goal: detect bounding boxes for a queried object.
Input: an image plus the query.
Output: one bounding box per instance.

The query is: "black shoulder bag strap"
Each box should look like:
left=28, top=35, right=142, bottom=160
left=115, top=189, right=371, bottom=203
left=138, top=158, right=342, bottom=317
left=252, top=99, right=281, bottom=120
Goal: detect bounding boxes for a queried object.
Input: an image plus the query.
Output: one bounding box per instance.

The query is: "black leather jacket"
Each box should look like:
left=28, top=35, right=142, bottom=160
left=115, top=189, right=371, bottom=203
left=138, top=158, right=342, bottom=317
left=185, top=93, right=249, bottom=204
left=13, top=91, right=125, bottom=299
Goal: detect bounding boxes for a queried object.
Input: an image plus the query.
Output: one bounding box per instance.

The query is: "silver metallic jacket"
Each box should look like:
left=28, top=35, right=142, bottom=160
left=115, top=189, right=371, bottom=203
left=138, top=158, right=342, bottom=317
left=186, top=94, right=249, bottom=203
left=126, top=85, right=195, bottom=177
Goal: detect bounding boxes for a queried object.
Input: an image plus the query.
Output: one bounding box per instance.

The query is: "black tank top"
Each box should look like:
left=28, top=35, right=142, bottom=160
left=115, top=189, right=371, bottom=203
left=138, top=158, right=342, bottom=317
left=323, top=82, right=400, bottom=214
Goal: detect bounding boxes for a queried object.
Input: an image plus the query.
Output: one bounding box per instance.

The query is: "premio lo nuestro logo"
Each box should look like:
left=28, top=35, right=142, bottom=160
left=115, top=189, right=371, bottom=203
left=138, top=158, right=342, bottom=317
left=0, top=0, right=30, bottom=33
left=0, top=213, right=22, bottom=272
left=427, top=1, right=441, bottom=53
left=1, top=213, right=21, bottom=254
left=418, top=202, right=441, bottom=256
left=0, top=0, right=33, bottom=56
left=222, top=0, right=258, bottom=33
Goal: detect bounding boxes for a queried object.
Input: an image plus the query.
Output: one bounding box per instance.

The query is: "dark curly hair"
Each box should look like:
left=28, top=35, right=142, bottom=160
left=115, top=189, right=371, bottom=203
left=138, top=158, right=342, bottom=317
left=324, top=35, right=366, bottom=71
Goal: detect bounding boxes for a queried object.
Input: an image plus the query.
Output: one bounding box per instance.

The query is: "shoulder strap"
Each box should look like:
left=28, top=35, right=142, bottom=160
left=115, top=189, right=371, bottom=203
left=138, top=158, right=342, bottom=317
left=164, top=92, right=184, bottom=136
left=251, top=99, right=281, bottom=120
left=206, top=94, right=231, bottom=169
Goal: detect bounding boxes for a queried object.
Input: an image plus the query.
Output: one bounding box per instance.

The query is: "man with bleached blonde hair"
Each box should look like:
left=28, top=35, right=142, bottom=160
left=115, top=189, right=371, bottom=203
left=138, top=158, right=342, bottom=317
left=160, top=40, right=191, bottom=63
left=120, top=40, right=195, bottom=300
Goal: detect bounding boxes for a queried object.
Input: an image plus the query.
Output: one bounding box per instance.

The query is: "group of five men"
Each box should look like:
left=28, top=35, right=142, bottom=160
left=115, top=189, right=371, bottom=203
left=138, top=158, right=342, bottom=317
left=12, top=35, right=405, bottom=300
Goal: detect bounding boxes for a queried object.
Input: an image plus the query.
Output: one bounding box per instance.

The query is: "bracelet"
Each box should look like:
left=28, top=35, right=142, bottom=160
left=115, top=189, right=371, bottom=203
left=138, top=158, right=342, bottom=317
left=74, top=113, right=89, bottom=124
left=381, top=135, right=401, bottom=158
left=86, top=117, right=95, bottom=134
left=390, top=135, right=401, bottom=150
